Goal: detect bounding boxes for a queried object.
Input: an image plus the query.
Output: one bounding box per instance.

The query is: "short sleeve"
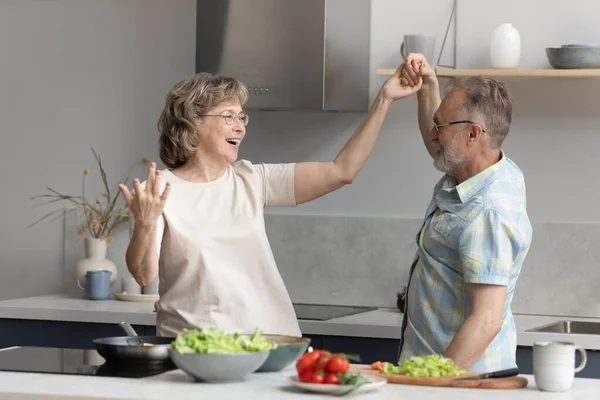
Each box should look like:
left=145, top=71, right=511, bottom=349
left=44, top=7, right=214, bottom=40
left=253, top=163, right=296, bottom=207
left=458, top=210, right=522, bottom=286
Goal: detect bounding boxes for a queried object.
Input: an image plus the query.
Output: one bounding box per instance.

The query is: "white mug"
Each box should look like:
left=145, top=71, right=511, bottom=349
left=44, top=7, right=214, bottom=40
left=533, top=341, right=587, bottom=392
left=121, top=276, right=142, bottom=295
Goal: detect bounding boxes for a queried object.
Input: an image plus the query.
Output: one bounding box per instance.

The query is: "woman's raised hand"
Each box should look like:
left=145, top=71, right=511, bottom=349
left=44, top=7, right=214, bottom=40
left=118, top=162, right=171, bottom=226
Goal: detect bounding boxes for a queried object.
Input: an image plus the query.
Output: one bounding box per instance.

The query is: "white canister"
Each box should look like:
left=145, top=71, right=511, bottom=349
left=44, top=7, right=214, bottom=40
left=82, top=349, right=105, bottom=366
left=142, top=276, right=159, bottom=295
left=121, top=276, right=142, bottom=295
left=490, top=23, right=521, bottom=68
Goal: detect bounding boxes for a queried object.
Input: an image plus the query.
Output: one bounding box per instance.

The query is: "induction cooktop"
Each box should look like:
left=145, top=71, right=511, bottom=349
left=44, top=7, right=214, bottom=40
left=293, top=303, right=377, bottom=321
left=0, top=347, right=175, bottom=379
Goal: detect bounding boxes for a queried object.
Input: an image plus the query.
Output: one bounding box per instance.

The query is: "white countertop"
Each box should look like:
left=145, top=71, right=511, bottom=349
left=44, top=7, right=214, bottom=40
left=0, top=367, right=599, bottom=400
left=1, top=294, right=600, bottom=349
left=0, top=293, right=157, bottom=326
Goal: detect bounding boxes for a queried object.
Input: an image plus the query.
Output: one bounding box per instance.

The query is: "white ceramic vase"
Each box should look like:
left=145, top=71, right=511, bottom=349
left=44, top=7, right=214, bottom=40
left=490, top=23, right=521, bottom=68
left=75, top=237, right=118, bottom=288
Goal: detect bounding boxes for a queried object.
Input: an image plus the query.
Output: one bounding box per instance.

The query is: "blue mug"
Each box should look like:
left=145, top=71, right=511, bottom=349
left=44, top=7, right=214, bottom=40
left=78, top=270, right=112, bottom=300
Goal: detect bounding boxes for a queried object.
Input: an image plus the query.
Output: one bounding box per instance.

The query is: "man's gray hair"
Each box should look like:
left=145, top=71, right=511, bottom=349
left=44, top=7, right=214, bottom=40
left=444, top=76, right=513, bottom=149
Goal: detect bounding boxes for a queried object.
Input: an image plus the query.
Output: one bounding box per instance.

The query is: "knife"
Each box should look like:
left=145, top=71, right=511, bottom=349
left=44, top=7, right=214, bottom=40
left=453, top=367, right=519, bottom=380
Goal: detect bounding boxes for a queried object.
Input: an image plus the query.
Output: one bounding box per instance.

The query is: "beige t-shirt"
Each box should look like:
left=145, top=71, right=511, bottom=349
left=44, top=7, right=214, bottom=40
left=135, top=160, right=301, bottom=337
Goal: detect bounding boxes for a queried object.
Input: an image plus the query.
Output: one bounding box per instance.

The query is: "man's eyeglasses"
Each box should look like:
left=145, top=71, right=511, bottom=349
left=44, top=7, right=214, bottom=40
left=433, top=120, right=486, bottom=133
left=201, top=112, right=249, bottom=127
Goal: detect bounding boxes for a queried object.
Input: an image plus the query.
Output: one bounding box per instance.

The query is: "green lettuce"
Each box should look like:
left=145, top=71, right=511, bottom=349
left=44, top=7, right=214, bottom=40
left=171, top=327, right=277, bottom=354
left=382, top=355, right=466, bottom=377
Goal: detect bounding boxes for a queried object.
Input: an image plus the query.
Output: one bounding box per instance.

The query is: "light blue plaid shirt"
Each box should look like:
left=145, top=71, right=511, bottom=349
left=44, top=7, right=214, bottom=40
left=398, top=153, right=532, bottom=372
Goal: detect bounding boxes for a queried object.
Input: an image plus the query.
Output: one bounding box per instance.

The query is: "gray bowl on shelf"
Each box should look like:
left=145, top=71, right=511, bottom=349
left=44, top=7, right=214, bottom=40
left=561, top=44, right=600, bottom=48
left=546, top=47, right=600, bottom=69
left=256, top=335, right=311, bottom=372
left=168, top=348, right=269, bottom=383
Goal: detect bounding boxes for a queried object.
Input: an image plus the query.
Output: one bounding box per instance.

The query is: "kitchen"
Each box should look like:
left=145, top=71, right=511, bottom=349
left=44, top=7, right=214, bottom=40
left=1, top=0, right=600, bottom=398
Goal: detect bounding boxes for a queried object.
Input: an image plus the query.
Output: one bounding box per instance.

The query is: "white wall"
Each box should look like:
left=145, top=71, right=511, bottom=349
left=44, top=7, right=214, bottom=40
left=241, top=0, right=600, bottom=224
left=0, top=0, right=196, bottom=300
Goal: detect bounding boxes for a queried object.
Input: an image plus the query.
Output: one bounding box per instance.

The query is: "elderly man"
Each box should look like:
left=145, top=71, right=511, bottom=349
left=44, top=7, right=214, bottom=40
left=396, top=54, right=533, bottom=372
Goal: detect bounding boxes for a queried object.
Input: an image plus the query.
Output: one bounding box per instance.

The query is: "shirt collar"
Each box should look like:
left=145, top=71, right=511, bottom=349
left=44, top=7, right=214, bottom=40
left=441, top=151, right=507, bottom=204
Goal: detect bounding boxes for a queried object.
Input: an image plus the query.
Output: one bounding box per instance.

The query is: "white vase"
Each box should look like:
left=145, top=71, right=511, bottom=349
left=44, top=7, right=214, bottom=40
left=74, top=237, right=118, bottom=288
left=490, top=23, right=521, bottom=68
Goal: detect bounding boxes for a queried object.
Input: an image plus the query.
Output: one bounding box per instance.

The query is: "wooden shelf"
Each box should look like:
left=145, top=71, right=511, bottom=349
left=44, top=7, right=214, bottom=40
left=376, top=67, right=600, bottom=78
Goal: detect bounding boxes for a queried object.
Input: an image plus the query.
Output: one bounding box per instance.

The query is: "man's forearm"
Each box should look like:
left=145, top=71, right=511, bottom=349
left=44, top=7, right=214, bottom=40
left=443, top=313, right=502, bottom=370
left=333, top=92, right=391, bottom=182
left=126, top=222, right=159, bottom=286
left=417, top=80, right=441, bottom=158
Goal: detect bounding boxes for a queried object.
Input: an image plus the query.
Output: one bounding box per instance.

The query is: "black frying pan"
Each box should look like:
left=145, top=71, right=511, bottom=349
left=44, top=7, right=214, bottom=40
left=93, top=322, right=175, bottom=365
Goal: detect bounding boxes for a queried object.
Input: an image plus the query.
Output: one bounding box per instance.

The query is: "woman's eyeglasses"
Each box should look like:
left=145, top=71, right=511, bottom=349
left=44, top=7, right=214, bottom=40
left=201, top=112, right=249, bottom=126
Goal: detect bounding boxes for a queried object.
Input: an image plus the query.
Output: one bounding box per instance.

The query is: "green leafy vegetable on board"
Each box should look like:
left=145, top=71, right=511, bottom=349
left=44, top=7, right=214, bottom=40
left=171, top=327, right=277, bottom=354
left=381, top=355, right=466, bottom=377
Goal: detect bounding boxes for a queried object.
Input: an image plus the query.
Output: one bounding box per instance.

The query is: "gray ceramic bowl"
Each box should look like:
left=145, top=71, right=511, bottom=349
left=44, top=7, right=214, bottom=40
left=561, top=44, right=600, bottom=48
left=546, top=47, right=600, bottom=69
left=257, top=335, right=311, bottom=372
left=168, top=348, right=269, bottom=382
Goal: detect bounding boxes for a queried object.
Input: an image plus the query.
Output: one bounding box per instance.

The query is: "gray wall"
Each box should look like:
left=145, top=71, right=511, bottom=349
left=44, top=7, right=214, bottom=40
left=0, top=0, right=196, bottom=300
left=262, top=214, right=600, bottom=318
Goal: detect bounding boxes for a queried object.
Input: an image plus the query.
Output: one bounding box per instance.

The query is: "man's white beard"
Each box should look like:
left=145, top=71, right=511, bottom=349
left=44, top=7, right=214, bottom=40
left=433, top=135, right=466, bottom=174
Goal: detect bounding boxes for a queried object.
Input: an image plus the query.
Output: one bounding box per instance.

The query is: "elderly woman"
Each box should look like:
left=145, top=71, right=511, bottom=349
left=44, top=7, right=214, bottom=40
left=119, top=67, right=417, bottom=337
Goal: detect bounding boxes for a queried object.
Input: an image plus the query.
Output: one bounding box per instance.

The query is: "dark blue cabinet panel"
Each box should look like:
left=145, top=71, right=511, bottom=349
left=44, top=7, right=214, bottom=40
left=0, top=318, right=145, bottom=349
left=302, top=334, right=322, bottom=350
left=321, top=336, right=399, bottom=364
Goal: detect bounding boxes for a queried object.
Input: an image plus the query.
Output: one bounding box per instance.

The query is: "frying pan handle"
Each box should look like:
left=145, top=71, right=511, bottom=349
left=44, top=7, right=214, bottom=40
left=118, top=321, right=138, bottom=337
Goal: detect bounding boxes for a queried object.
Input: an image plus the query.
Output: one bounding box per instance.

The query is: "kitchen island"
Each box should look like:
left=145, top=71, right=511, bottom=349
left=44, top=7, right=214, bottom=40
left=0, top=367, right=598, bottom=400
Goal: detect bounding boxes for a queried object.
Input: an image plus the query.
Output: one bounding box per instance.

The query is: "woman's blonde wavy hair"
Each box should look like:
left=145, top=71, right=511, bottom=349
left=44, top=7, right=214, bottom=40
left=157, top=72, right=248, bottom=169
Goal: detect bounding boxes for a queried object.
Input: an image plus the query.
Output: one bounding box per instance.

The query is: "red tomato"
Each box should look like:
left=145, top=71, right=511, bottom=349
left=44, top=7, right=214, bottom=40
left=298, top=369, right=313, bottom=383
left=323, top=373, right=340, bottom=385
left=296, top=351, right=321, bottom=373
left=325, top=355, right=350, bottom=374
left=309, top=372, right=325, bottom=384
left=316, top=354, right=331, bottom=372
left=371, top=361, right=384, bottom=371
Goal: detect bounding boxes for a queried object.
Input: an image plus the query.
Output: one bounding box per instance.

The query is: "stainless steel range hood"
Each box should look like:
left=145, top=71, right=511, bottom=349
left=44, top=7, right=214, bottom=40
left=196, top=0, right=371, bottom=111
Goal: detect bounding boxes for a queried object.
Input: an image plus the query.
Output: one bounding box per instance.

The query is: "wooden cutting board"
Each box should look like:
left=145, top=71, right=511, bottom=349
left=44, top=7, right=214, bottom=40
left=348, top=364, right=529, bottom=389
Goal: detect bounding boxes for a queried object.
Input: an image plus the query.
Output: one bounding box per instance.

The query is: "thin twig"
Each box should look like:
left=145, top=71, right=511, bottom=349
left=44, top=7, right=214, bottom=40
left=81, top=171, right=94, bottom=238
